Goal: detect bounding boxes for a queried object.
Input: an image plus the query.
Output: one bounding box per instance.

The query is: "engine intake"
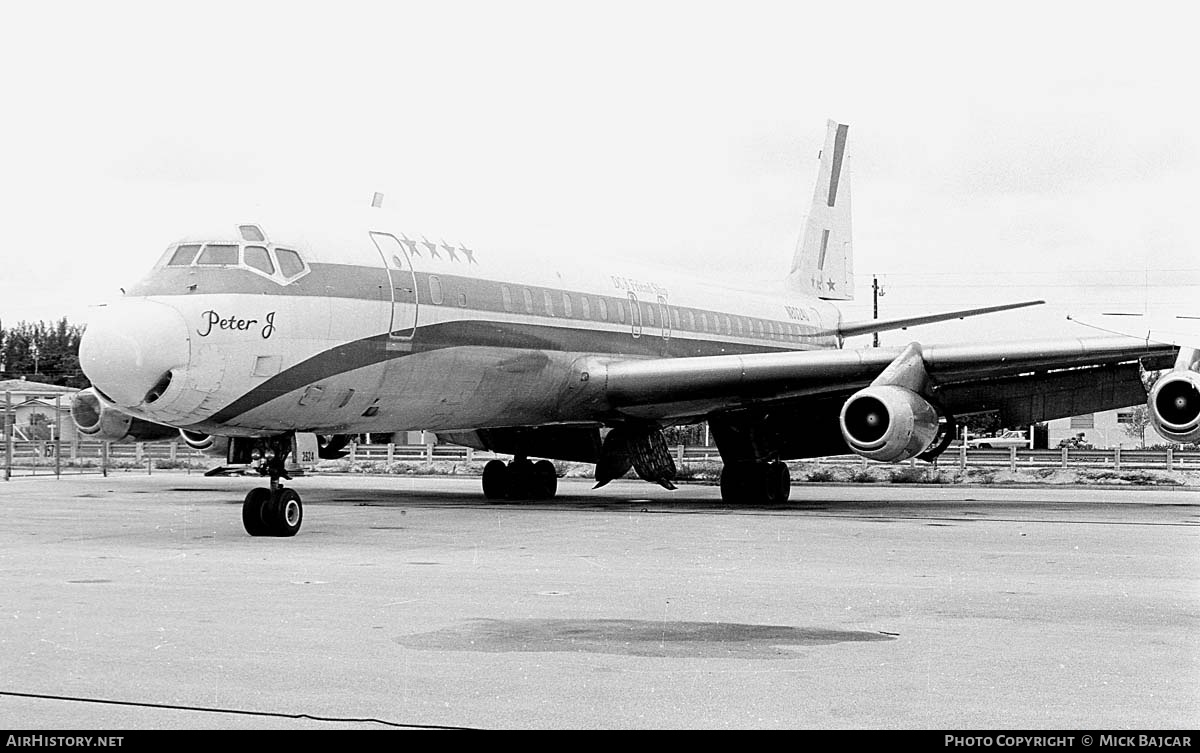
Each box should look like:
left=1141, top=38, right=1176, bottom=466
left=179, top=430, right=231, bottom=457
left=1148, top=370, right=1200, bottom=443
left=71, top=388, right=178, bottom=442
left=839, top=385, right=940, bottom=462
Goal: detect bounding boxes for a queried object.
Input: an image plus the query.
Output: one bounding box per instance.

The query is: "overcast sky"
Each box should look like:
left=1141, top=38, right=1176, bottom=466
left=2, top=1, right=1196, bottom=344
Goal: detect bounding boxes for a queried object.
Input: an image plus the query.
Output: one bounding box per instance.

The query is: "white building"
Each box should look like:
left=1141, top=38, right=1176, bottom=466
left=1045, top=408, right=1172, bottom=449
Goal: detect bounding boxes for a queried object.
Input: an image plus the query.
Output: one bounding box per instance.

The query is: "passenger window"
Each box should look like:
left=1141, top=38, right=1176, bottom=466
left=429, top=275, right=444, bottom=305
left=645, top=303, right=656, bottom=327
left=686, top=310, right=696, bottom=330
left=543, top=290, right=556, bottom=316
left=580, top=296, right=591, bottom=319
left=197, top=244, right=238, bottom=265
left=522, top=288, right=534, bottom=314
left=167, top=244, right=201, bottom=266
left=672, top=308, right=680, bottom=329
left=562, top=293, right=573, bottom=318
left=502, top=286, right=514, bottom=312
left=598, top=298, right=609, bottom=321
left=615, top=300, right=626, bottom=324
left=244, top=246, right=274, bottom=275
left=276, top=248, right=305, bottom=278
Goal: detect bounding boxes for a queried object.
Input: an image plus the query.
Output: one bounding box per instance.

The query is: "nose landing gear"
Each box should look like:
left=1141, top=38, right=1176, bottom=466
left=241, top=435, right=303, bottom=537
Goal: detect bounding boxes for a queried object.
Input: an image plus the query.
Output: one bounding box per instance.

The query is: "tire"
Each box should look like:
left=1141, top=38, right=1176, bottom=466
left=719, top=464, right=741, bottom=503
left=242, top=487, right=273, bottom=537
left=506, top=459, right=534, bottom=500
left=766, top=462, right=791, bottom=504
left=482, top=459, right=509, bottom=500
left=532, top=460, right=558, bottom=500
left=267, top=488, right=303, bottom=537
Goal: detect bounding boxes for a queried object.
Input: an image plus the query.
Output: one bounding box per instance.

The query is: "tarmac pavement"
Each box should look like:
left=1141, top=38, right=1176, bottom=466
left=0, top=473, right=1196, bottom=729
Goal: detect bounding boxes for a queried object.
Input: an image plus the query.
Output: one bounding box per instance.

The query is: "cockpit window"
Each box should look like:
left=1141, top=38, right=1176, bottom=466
left=275, top=248, right=305, bottom=278
left=238, top=225, right=266, bottom=242
left=244, top=245, right=274, bottom=275
left=167, top=244, right=201, bottom=266
left=197, top=244, right=239, bottom=265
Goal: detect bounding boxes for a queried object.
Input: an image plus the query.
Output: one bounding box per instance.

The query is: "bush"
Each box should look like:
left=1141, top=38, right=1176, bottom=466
left=804, top=468, right=838, bottom=483
left=887, top=467, right=928, bottom=484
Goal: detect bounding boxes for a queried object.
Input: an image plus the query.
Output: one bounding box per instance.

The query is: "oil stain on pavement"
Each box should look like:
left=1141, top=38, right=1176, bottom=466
left=396, top=618, right=895, bottom=658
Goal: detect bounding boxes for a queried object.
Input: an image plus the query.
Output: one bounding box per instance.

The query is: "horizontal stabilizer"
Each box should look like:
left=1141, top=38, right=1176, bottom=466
left=835, top=300, right=1044, bottom=339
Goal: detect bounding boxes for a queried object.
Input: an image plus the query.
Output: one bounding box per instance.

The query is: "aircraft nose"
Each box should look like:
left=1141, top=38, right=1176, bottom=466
left=80, top=300, right=191, bottom=409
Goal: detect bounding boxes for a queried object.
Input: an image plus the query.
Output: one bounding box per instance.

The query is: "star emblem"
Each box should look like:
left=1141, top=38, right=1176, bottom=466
left=442, top=241, right=458, bottom=262
left=460, top=245, right=477, bottom=264
left=423, top=237, right=441, bottom=260
left=401, top=236, right=421, bottom=258
left=826, top=279, right=837, bottom=291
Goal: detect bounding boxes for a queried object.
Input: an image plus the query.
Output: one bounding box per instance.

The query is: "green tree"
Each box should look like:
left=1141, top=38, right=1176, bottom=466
left=0, top=318, right=87, bottom=387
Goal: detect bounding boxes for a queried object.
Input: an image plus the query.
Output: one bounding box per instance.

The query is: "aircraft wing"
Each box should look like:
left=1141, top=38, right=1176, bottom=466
left=596, top=335, right=1178, bottom=425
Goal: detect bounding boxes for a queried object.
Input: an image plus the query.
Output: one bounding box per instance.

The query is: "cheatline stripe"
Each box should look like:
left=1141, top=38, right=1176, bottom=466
left=185, top=317, right=813, bottom=428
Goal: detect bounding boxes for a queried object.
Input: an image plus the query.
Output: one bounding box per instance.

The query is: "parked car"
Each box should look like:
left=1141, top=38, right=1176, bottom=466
left=966, top=430, right=1030, bottom=449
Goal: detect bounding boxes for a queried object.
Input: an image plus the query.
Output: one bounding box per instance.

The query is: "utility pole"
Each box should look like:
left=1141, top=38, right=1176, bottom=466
left=872, top=275, right=885, bottom=347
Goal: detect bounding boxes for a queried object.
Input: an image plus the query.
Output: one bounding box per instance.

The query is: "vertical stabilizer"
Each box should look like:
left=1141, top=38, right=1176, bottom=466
left=787, top=120, right=853, bottom=300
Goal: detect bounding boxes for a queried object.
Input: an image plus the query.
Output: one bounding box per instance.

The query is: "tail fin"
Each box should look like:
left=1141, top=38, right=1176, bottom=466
left=787, top=120, right=853, bottom=300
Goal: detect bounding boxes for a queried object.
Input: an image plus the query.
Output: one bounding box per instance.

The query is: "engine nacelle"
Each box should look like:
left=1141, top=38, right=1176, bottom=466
left=1148, top=370, right=1200, bottom=443
left=71, top=388, right=178, bottom=442
left=317, top=434, right=353, bottom=460
left=839, top=385, right=940, bottom=462
left=179, top=429, right=231, bottom=457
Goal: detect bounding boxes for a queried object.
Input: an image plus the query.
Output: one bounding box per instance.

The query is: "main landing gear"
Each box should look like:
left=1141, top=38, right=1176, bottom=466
left=242, top=436, right=303, bottom=537
left=719, top=461, right=791, bottom=505
left=482, top=457, right=558, bottom=501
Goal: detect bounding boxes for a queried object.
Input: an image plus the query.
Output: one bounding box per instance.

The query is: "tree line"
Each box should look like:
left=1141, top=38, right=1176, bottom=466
left=0, top=319, right=88, bottom=388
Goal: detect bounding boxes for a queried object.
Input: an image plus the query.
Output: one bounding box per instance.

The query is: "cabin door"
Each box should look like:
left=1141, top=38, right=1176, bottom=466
left=368, top=232, right=420, bottom=344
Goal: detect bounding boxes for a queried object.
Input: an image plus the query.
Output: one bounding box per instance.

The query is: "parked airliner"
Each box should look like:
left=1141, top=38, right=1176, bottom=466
left=72, top=121, right=1183, bottom=537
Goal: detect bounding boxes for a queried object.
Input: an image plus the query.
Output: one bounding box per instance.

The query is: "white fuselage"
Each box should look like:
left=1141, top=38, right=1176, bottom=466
left=80, top=214, right=844, bottom=437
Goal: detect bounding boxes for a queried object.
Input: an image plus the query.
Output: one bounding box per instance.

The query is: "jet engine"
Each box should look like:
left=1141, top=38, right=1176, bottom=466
left=839, top=385, right=940, bottom=462
left=71, top=387, right=179, bottom=442
left=316, top=434, right=353, bottom=460
left=1148, top=369, right=1200, bottom=444
left=179, top=429, right=232, bottom=457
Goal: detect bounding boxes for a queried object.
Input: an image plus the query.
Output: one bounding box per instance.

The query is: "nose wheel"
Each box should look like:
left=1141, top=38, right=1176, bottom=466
left=241, top=434, right=303, bottom=536
left=243, top=485, right=303, bottom=537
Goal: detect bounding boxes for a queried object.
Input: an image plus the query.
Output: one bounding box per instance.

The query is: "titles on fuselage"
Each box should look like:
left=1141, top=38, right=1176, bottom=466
left=610, top=275, right=669, bottom=299
left=198, top=310, right=276, bottom=339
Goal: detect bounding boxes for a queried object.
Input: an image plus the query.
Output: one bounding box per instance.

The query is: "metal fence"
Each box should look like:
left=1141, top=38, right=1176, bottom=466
left=4, top=439, right=1198, bottom=480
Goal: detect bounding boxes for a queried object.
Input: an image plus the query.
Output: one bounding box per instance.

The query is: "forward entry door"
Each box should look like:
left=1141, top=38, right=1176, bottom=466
left=369, top=232, right=419, bottom=343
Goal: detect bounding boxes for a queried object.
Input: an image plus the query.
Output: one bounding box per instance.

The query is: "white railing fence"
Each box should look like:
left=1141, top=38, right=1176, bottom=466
left=2, top=439, right=1198, bottom=479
